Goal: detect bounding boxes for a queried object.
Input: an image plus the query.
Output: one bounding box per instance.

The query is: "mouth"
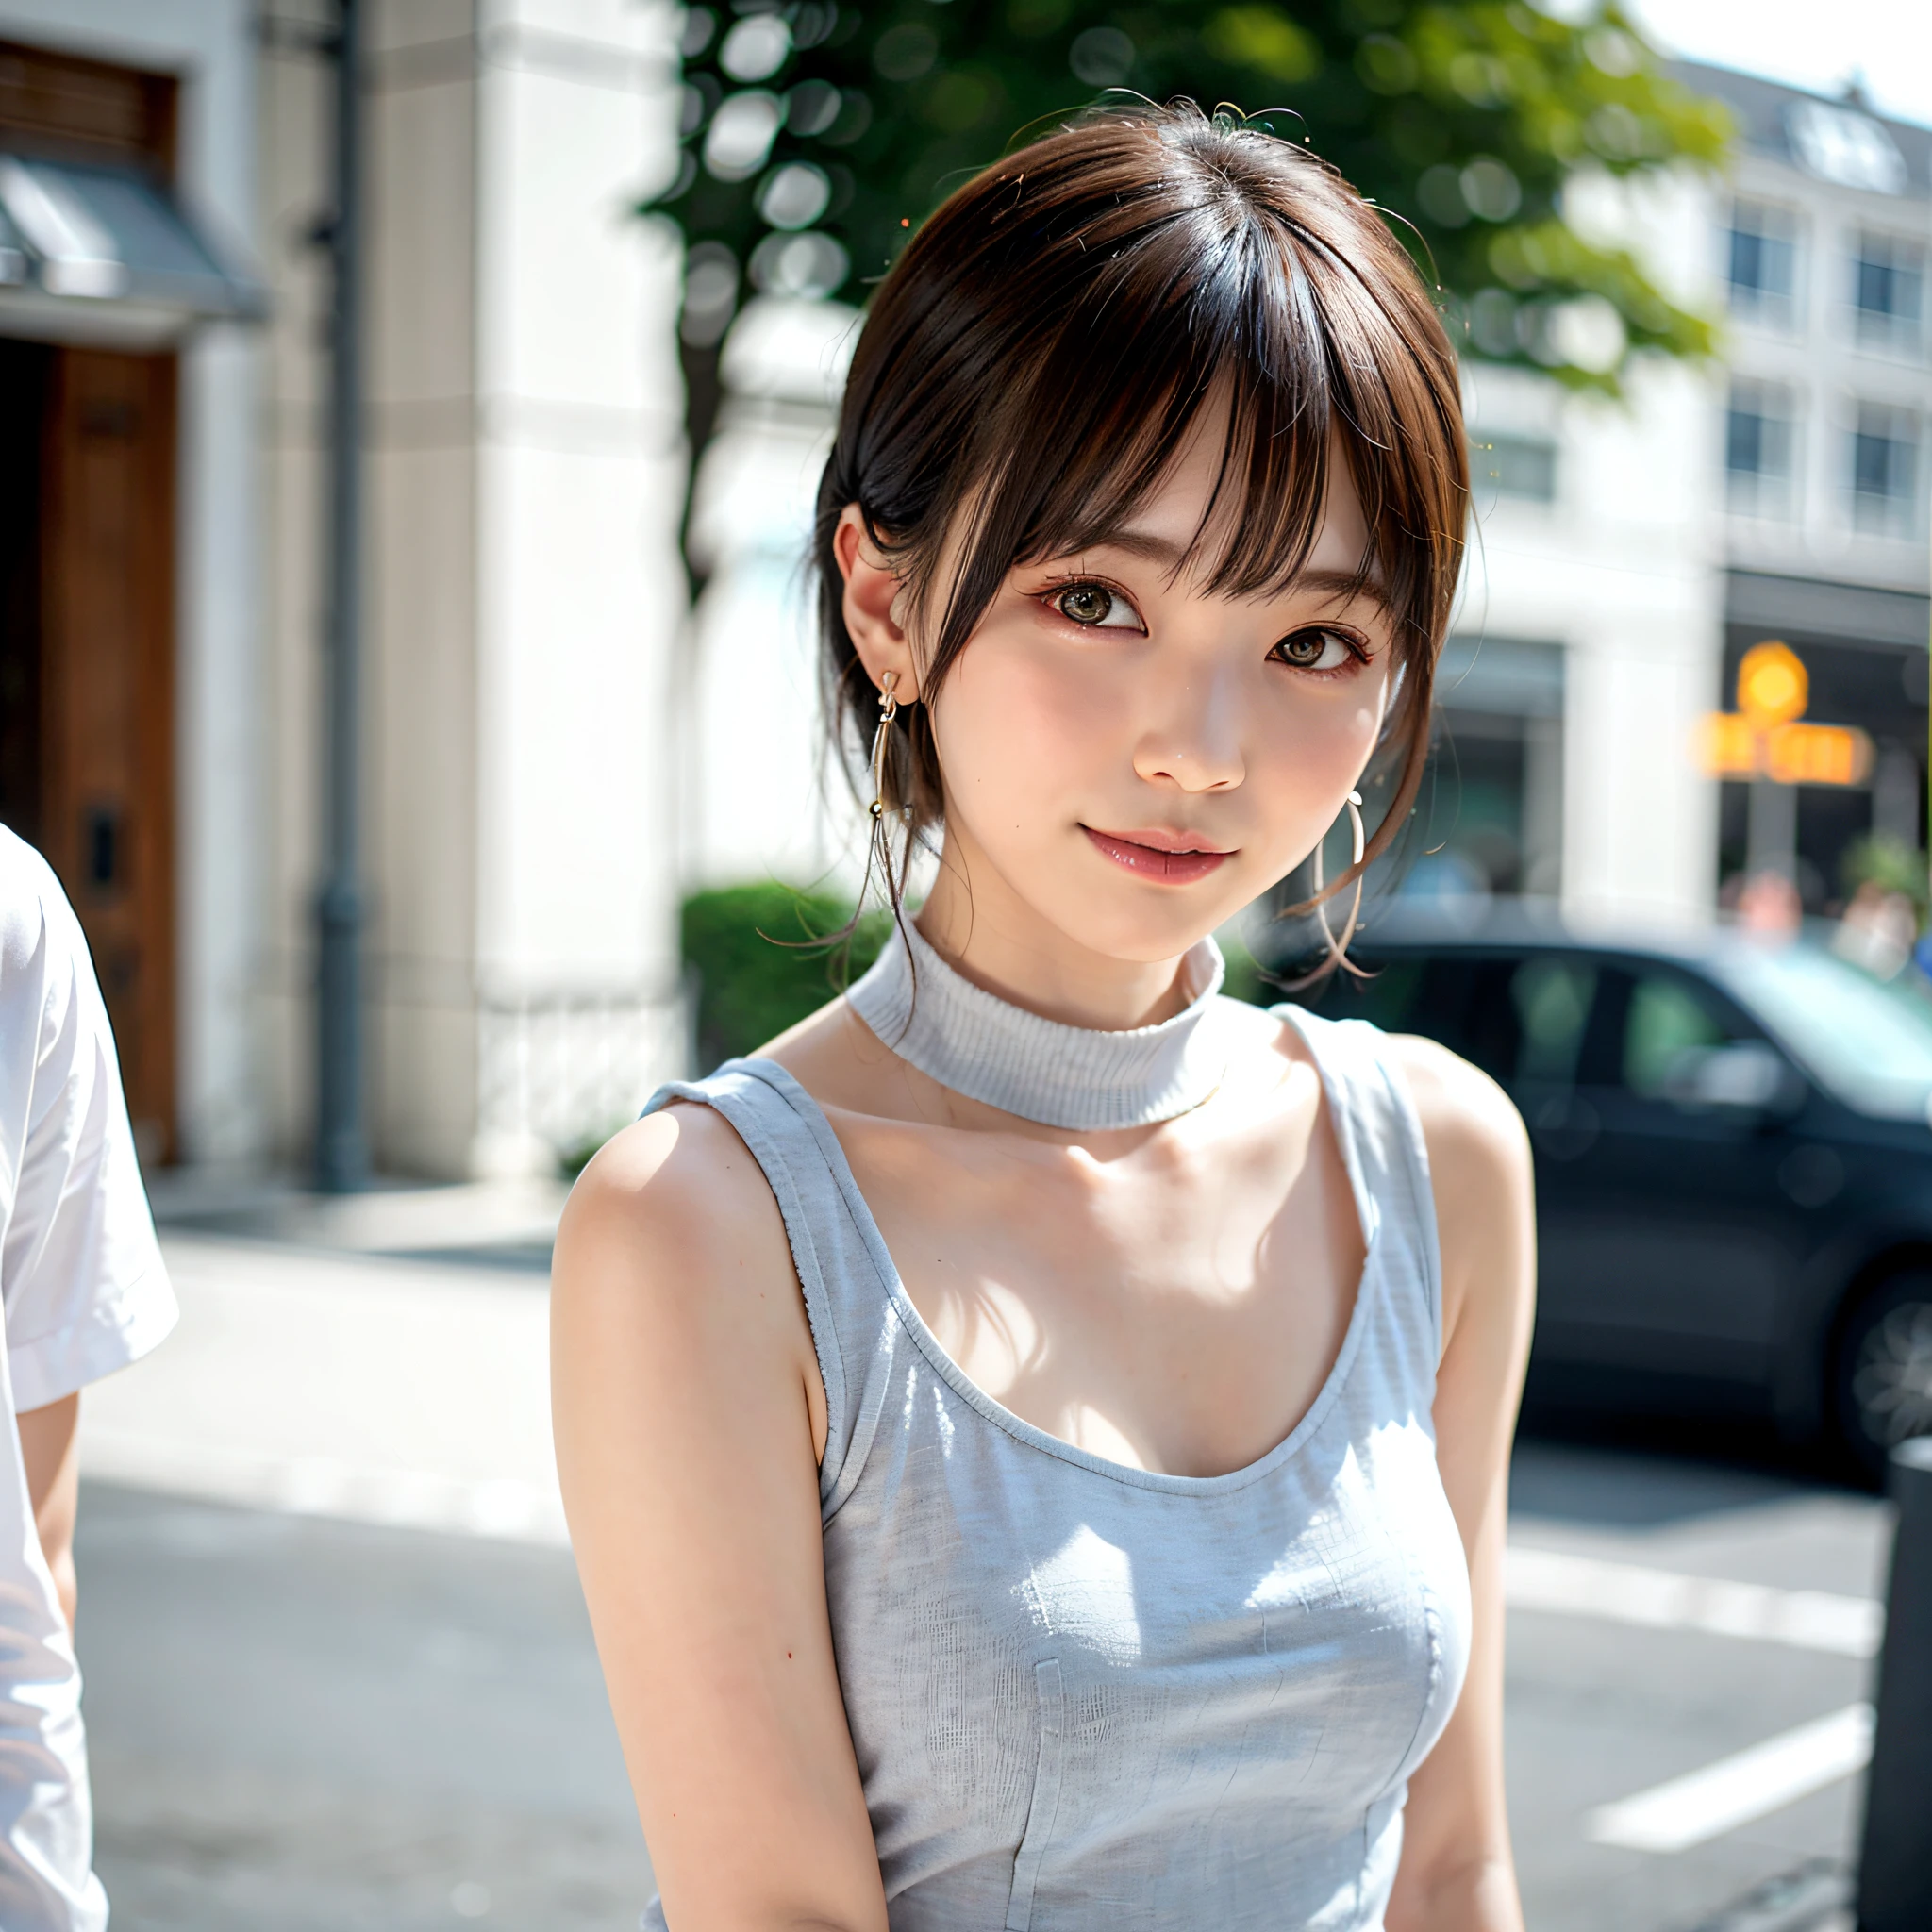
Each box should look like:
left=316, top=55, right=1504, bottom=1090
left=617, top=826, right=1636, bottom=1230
left=1081, top=825, right=1236, bottom=885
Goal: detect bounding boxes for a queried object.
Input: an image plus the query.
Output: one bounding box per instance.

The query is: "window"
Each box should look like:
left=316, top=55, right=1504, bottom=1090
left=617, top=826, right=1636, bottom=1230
left=1786, top=99, right=1909, bottom=196
left=1725, top=379, right=1797, bottom=517
left=1511, top=957, right=1597, bottom=1088
left=1726, top=201, right=1798, bottom=327
left=1853, top=232, right=1924, bottom=354
left=1850, top=402, right=1920, bottom=535
left=1623, top=975, right=1729, bottom=1096
left=1619, top=971, right=1782, bottom=1111
left=1711, top=938, right=1932, bottom=1120
left=1470, top=433, right=1557, bottom=503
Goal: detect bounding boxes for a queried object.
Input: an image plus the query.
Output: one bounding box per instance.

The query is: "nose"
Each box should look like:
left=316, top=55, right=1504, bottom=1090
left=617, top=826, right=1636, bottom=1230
left=1131, top=665, right=1246, bottom=793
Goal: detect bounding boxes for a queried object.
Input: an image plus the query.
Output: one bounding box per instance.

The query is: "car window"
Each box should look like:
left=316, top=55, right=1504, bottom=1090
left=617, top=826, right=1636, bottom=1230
left=1332, top=949, right=1603, bottom=1091
left=1623, top=974, right=1734, bottom=1096
left=1511, top=957, right=1596, bottom=1088
left=1709, top=937, right=1932, bottom=1121
left=1608, top=966, right=1790, bottom=1110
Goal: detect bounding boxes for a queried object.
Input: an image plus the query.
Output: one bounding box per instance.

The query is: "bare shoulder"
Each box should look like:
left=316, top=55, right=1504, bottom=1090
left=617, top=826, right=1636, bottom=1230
left=558, top=1103, right=787, bottom=1291
left=1385, top=1034, right=1535, bottom=1348
left=1386, top=1034, right=1528, bottom=1184
left=552, top=1104, right=820, bottom=1433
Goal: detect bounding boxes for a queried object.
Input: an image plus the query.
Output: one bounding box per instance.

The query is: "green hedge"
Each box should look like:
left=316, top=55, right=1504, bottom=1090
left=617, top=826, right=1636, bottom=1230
left=682, top=884, right=1279, bottom=1082
left=682, top=884, right=891, bottom=1071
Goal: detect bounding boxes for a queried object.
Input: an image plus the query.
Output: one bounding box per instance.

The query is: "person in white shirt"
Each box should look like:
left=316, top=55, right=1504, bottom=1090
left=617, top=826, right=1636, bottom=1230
left=0, top=826, right=177, bottom=1929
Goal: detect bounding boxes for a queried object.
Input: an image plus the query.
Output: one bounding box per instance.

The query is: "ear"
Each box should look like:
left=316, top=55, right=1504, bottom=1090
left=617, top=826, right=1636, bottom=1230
left=833, top=504, right=921, bottom=702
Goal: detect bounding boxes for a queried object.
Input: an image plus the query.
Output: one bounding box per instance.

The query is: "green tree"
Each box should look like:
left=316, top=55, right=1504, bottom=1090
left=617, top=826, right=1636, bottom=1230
left=659, top=0, right=1731, bottom=439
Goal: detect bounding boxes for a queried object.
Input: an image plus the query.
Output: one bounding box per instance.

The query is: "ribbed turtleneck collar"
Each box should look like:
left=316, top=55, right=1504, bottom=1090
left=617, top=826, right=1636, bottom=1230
left=843, top=918, right=1234, bottom=1129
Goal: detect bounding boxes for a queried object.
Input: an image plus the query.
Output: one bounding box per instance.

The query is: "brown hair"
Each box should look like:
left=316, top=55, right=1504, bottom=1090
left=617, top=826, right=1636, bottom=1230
left=814, top=101, right=1468, bottom=920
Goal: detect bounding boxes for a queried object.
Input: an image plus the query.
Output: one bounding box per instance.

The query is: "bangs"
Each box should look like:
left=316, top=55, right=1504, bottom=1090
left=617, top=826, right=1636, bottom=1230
left=884, top=123, right=1459, bottom=677
left=972, top=217, right=1345, bottom=608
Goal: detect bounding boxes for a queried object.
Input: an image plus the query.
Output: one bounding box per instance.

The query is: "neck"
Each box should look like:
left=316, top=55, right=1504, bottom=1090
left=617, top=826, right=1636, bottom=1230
left=844, top=909, right=1230, bottom=1132
left=916, top=834, right=1199, bottom=1032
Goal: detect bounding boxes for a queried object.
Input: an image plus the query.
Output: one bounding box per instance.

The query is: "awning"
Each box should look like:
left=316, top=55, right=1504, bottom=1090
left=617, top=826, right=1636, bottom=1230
left=0, top=152, right=266, bottom=348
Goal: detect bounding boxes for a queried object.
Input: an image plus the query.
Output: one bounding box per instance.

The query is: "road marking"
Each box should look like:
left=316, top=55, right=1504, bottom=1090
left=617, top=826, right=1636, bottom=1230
left=81, top=1429, right=570, bottom=1547
left=1506, top=1545, right=1882, bottom=1657
left=1586, top=1704, right=1874, bottom=1854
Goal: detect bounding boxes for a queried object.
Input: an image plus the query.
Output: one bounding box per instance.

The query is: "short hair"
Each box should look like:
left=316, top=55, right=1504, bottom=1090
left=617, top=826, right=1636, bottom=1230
left=815, top=101, right=1468, bottom=912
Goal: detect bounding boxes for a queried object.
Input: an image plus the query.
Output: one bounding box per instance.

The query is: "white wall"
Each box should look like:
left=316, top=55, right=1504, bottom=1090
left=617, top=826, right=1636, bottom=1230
left=1454, top=160, right=1728, bottom=931
left=684, top=296, right=866, bottom=895
left=1721, top=149, right=1932, bottom=597
left=469, top=0, right=690, bottom=1173
left=0, top=0, right=267, bottom=1162
left=1462, top=356, right=1726, bottom=930
left=262, top=0, right=691, bottom=1179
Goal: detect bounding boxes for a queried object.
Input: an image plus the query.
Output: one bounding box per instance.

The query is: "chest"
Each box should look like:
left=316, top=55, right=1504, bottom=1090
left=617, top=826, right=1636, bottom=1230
left=823, top=1370, right=1473, bottom=1901
left=833, top=1089, right=1366, bottom=1480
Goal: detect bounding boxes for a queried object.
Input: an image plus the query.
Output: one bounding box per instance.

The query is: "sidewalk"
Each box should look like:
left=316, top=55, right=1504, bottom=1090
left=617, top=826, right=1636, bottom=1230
left=83, top=1208, right=568, bottom=1544
left=143, top=1167, right=569, bottom=1264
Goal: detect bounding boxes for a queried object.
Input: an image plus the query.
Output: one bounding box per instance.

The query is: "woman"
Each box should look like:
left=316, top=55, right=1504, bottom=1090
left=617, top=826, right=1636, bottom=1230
left=554, top=104, right=1535, bottom=1932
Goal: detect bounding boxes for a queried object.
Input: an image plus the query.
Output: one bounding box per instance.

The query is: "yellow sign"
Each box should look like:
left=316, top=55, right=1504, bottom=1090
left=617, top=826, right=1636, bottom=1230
left=1701, top=712, right=1755, bottom=775
left=1698, top=640, right=1874, bottom=787
left=1765, top=722, right=1872, bottom=786
left=1736, top=641, right=1809, bottom=725
left=1699, top=715, right=1874, bottom=786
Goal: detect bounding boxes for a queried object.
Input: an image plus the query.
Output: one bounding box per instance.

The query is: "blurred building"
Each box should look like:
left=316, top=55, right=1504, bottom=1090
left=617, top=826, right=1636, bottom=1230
left=0, top=0, right=690, bottom=1179
left=1449, top=64, right=1930, bottom=926
left=1690, top=63, right=1931, bottom=907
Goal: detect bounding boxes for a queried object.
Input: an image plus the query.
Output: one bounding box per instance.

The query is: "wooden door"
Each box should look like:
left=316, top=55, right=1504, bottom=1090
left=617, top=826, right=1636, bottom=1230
left=39, top=347, right=176, bottom=1162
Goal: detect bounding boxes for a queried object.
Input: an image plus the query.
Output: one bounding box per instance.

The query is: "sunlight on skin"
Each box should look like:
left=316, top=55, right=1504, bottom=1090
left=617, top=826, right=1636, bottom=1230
left=1063, top=1405, right=1144, bottom=1468
left=1059, top=1136, right=1283, bottom=1308
left=923, top=1275, right=1046, bottom=1399
left=835, top=408, right=1395, bottom=1037
left=835, top=1060, right=1358, bottom=1477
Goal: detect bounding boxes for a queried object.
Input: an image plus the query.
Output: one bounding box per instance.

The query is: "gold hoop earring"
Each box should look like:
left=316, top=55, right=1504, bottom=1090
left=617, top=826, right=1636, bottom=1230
left=868, top=671, right=901, bottom=821
left=1309, top=790, right=1367, bottom=970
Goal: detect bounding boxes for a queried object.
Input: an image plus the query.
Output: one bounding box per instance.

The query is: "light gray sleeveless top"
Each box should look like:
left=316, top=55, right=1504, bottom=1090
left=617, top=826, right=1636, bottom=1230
left=641, top=1004, right=1471, bottom=1931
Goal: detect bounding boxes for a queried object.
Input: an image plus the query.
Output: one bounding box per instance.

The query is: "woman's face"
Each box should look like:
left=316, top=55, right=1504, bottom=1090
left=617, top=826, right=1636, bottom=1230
left=870, top=423, right=1397, bottom=973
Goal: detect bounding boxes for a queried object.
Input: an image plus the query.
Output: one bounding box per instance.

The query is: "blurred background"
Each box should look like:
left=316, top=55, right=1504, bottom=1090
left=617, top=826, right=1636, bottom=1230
left=0, top=0, right=1928, bottom=1925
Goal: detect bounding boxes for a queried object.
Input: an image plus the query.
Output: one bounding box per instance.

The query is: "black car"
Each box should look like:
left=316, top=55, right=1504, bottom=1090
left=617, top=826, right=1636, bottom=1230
left=1301, top=906, right=1932, bottom=1477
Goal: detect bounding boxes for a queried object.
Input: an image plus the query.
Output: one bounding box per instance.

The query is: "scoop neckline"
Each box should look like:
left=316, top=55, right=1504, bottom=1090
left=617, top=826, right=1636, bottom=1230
left=736, top=1004, right=1385, bottom=1498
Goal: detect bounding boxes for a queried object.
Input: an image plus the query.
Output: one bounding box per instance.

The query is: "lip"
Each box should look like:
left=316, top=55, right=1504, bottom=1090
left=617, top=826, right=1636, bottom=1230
left=1081, top=825, right=1235, bottom=885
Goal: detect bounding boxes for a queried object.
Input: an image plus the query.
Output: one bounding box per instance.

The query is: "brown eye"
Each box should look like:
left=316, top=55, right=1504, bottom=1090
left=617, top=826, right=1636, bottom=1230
left=1271, top=627, right=1355, bottom=672
left=1058, top=585, right=1114, bottom=624
left=1051, top=583, right=1143, bottom=630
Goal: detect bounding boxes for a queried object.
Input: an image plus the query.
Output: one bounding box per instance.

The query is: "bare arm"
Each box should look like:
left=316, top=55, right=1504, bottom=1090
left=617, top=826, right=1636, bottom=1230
left=551, top=1108, right=890, bottom=1932
left=18, top=1393, right=80, bottom=1633
left=1385, top=1038, right=1536, bottom=1932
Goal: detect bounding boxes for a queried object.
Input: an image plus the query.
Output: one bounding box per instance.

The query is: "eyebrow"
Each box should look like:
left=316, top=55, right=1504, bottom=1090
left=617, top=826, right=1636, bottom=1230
left=1071, top=533, right=1394, bottom=615
left=1293, top=567, right=1394, bottom=616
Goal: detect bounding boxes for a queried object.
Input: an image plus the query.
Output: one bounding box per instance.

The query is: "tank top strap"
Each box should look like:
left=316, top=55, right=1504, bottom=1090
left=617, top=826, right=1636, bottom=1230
left=1271, top=1004, right=1445, bottom=1360
left=641, top=1058, right=899, bottom=1511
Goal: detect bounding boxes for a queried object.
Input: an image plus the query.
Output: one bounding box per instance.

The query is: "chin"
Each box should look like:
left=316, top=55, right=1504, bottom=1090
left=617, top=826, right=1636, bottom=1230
left=1046, top=883, right=1236, bottom=966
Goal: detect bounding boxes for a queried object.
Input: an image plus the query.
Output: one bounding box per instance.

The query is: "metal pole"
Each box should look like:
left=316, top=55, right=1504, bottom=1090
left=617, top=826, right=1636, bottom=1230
left=1856, top=1436, right=1932, bottom=1932
left=1745, top=775, right=1796, bottom=881
left=315, top=0, right=368, bottom=1192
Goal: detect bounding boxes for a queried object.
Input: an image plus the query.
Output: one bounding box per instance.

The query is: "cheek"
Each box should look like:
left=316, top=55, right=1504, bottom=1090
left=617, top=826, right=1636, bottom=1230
left=1249, top=671, right=1391, bottom=826
left=926, top=627, right=1124, bottom=809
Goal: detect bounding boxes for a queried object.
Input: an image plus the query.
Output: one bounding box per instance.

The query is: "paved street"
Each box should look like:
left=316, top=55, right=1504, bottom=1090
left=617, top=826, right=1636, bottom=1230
left=1506, top=1442, right=1886, bottom=1932
left=70, top=1225, right=1894, bottom=1931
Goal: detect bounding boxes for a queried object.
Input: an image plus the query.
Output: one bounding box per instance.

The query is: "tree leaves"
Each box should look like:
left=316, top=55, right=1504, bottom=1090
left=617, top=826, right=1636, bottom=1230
left=655, top=0, right=1734, bottom=393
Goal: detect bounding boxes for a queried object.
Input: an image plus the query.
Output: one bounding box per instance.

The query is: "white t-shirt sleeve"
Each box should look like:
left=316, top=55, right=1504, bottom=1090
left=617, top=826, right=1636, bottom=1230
left=0, top=833, right=175, bottom=1412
